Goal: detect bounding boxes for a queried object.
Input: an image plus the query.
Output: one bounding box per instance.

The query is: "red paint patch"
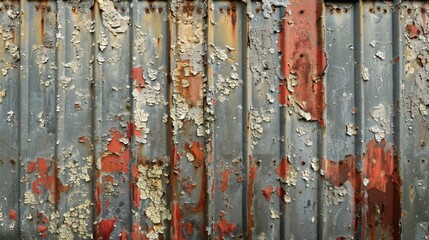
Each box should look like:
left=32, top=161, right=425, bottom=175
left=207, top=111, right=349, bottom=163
left=119, top=230, right=128, bottom=240
left=247, top=159, right=257, bottom=239
left=131, top=223, right=147, bottom=240
left=278, top=0, right=327, bottom=125
left=186, top=222, right=194, bottom=235
left=78, top=136, right=89, bottom=143
left=30, top=158, right=69, bottom=204
left=95, top=181, right=102, bottom=216
left=185, top=141, right=205, bottom=167
left=219, top=169, right=231, bottom=192
left=262, top=186, right=274, bottom=201
left=96, top=218, right=116, bottom=240
left=131, top=67, right=146, bottom=90
left=276, top=156, right=291, bottom=182
left=127, top=122, right=143, bottom=139
left=131, top=165, right=141, bottom=209
left=9, top=210, right=17, bottom=220
left=27, top=162, right=36, bottom=173
left=38, top=225, right=48, bottom=238
left=321, top=139, right=401, bottom=239
left=173, top=203, right=184, bottom=240
left=217, top=213, right=237, bottom=240
left=101, top=128, right=130, bottom=173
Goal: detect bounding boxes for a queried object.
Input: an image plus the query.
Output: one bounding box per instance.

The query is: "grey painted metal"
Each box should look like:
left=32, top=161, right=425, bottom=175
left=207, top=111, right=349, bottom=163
left=0, top=0, right=427, bottom=239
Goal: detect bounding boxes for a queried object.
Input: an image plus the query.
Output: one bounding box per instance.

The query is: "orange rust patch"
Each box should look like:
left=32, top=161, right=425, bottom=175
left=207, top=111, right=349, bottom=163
left=78, top=136, right=89, bottom=143
left=38, top=225, right=48, bottom=238
left=217, top=213, right=237, bottom=240
left=131, top=67, right=146, bottom=91
left=278, top=0, right=327, bottom=125
left=276, top=156, right=291, bottom=182
left=363, top=139, right=400, bottom=193
left=406, top=24, right=421, bottom=39
left=219, top=169, right=231, bottom=192
left=175, top=60, right=203, bottom=107
left=30, top=158, right=69, bottom=204
left=96, top=218, right=116, bottom=240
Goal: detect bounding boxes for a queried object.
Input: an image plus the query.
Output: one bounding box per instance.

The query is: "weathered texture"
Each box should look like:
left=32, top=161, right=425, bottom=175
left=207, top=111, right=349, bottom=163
left=0, top=1, right=428, bottom=240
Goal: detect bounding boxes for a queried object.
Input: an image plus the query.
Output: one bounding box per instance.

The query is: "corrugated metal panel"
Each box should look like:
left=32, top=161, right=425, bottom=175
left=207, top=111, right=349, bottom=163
left=0, top=0, right=428, bottom=239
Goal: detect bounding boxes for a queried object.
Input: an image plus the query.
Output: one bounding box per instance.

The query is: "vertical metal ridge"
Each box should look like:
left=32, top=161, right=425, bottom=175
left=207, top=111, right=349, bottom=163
left=391, top=1, right=403, bottom=237
left=17, top=0, right=29, bottom=234
left=165, top=1, right=173, bottom=239
left=242, top=1, right=251, bottom=238
left=203, top=1, right=212, bottom=239
left=128, top=0, right=136, bottom=235
left=167, top=1, right=174, bottom=237
left=205, top=1, right=213, bottom=239
left=317, top=3, right=328, bottom=239
left=91, top=0, right=102, bottom=235
left=54, top=0, right=64, bottom=218
left=353, top=1, right=364, bottom=238
left=278, top=6, right=288, bottom=239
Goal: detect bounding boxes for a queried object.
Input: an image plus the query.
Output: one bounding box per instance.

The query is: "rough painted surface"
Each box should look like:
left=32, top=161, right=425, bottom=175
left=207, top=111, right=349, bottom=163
left=0, top=1, right=428, bottom=240
left=278, top=0, right=327, bottom=125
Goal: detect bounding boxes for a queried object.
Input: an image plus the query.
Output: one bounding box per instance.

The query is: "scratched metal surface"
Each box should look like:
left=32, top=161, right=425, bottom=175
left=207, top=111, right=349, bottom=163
left=0, top=0, right=428, bottom=239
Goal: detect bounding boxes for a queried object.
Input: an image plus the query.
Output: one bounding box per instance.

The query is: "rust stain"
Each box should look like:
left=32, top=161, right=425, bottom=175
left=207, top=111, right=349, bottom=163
left=229, top=2, right=238, bottom=33
left=175, top=60, right=203, bottom=107
left=247, top=158, right=257, bottom=239
left=185, top=222, right=194, bottom=235
left=276, top=156, right=291, bottom=182
left=185, top=141, right=205, bottom=167
left=406, top=24, right=421, bottom=39
left=276, top=187, right=288, bottom=204
left=131, top=223, right=147, bottom=240
left=119, top=230, right=128, bottom=240
left=131, top=165, right=141, bottom=208
left=173, top=203, right=184, bottom=240
left=262, top=186, right=274, bottom=201
left=95, top=181, right=102, bottom=216
left=217, top=212, right=237, bottom=240
left=322, top=139, right=401, bottom=239
left=40, top=6, right=45, bottom=41
left=38, top=225, right=48, bottom=238
left=184, top=180, right=196, bottom=193
left=278, top=0, right=327, bottom=126
left=219, top=169, right=231, bottom=192
left=95, top=218, right=116, bottom=240
left=131, top=67, right=146, bottom=91
left=30, top=158, right=69, bottom=204
left=9, top=210, right=17, bottom=220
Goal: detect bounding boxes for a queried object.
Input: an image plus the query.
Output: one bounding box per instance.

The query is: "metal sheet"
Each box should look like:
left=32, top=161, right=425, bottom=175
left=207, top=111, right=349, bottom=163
left=0, top=0, right=427, bottom=239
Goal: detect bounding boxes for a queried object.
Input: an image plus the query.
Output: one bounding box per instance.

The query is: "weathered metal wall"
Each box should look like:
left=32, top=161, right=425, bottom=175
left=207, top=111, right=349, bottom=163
left=0, top=0, right=428, bottom=239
